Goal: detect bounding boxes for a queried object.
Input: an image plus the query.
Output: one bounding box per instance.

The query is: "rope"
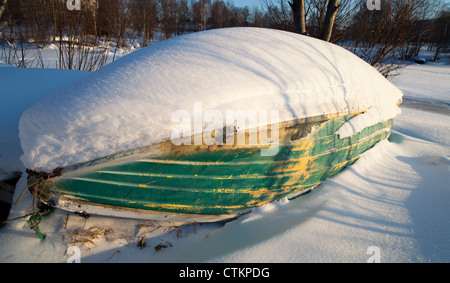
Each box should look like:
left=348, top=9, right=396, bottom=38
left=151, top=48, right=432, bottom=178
left=28, top=214, right=46, bottom=240
left=27, top=208, right=54, bottom=240
left=5, top=172, right=58, bottom=239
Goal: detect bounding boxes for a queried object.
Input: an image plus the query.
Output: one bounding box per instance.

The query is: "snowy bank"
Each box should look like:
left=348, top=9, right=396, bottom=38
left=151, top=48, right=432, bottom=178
left=0, top=60, right=12, bottom=68
left=18, top=27, right=402, bottom=173
left=391, top=63, right=449, bottom=102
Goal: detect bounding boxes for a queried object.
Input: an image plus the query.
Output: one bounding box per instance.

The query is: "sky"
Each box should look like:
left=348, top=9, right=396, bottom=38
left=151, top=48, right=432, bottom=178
left=232, top=0, right=262, bottom=8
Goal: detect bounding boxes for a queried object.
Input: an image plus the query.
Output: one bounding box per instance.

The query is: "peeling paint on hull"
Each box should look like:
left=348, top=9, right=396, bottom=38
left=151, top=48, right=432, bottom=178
left=28, top=111, right=393, bottom=222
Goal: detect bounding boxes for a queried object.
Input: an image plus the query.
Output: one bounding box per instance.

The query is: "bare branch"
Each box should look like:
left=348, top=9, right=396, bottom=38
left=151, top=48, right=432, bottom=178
left=0, top=0, right=7, bottom=20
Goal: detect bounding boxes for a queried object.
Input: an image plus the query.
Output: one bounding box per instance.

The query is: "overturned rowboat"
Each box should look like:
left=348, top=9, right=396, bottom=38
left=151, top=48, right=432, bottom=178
left=20, top=28, right=402, bottom=224
left=27, top=111, right=394, bottom=223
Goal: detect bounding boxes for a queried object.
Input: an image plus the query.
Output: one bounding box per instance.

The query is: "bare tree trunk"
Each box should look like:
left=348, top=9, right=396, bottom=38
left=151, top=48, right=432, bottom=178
left=434, top=21, right=448, bottom=62
left=0, top=0, right=7, bottom=20
left=289, top=0, right=306, bottom=35
left=200, top=0, right=210, bottom=31
left=92, top=0, right=98, bottom=37
left=322, top=0, right=340, bottom=42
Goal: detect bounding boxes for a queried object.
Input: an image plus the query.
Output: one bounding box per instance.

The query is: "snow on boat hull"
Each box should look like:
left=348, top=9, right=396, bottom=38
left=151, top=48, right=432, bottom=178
left=28, top=110, right=393, bottom=223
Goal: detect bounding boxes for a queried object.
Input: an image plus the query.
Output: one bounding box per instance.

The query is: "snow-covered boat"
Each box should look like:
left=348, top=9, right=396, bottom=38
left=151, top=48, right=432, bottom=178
left=20, top=28, right=402, bottom=223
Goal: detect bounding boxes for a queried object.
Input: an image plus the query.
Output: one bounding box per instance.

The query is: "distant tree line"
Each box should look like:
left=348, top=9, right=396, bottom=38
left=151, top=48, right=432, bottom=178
left=0, top=0, right=263, bottom=70
left=0, top=0, right=259, bottom=45
left=263, top=0, right=449, bottom=76
left=0, top=0, right=448, bottom=75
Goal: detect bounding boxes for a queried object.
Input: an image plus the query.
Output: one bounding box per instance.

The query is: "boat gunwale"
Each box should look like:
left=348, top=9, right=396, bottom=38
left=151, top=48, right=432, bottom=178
left=27, top=108, right=370, bottom=180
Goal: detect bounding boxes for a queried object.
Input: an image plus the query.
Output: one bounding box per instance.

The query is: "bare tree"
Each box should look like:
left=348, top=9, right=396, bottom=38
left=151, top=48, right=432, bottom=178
left=398, top=2, right=441, bottom=62
left=0, top=0, right=7, bottom=20
left=0, top=0, right=7, bottom=32
left=0, top=22, right=33, bottom=67
left=250, top=6, right=269, bottom=28
left=289, top=0, right=306, bottom=34
left=130, top=0, right=158, bottom=45
left=210, top=0, right=228, bottom=29
left=347, top=0, right=437, bottom=77
left=321, top=0, right=339, bottom=41
left=431, top=8, right=449, bottom=62
left=192, top=0, right=211, bottom=31
left=159, top=0, right=179, bottom=39
left=228, top=3, right=249, bottom=27
left=200, top=0, right=211, bottom=30
left=177, top=0, right=190, bottom=34
left=260, top=0, right=293, bottom=31
left=20, top=0, right=53, bottom=48
left=97, top=0, right=131, bottom=47
left=263, top=0, right=343, bottom=40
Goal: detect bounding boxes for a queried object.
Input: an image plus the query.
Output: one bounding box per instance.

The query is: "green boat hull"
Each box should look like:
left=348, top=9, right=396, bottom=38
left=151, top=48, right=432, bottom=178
left=29, top=111, right=393, bottom=221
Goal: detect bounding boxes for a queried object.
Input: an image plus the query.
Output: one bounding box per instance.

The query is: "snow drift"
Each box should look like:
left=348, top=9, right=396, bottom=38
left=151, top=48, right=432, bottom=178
left=19, top=27, right=403, bottom=173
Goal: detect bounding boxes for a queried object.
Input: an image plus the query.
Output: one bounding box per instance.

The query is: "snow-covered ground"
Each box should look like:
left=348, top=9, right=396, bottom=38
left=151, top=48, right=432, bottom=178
left=0, top=55, right=448, bottom=262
